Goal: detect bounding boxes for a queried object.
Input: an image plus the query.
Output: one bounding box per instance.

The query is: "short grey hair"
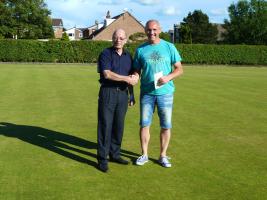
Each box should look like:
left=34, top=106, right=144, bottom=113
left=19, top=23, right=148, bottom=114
left=145, top=19, right=161, bottom=30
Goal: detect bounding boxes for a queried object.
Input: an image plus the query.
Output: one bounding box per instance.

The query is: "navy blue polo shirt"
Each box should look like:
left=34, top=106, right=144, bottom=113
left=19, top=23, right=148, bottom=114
left=98, top=47, right=133, bottom=87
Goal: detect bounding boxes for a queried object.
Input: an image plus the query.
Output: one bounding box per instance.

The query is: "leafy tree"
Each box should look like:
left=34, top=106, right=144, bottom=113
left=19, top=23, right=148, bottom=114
left=223, top=0, right=267, bottom=44
left=61, top=32, right=70, bottom=41
left=180, top=10, right=218, bottom=44
left=129, top=32, right=146, bottom=42
left=179, top=24, right=192, bottom=44
left=159, top=32, right=171, bottom=42
left=0, top=0, right=54, bottom=39
left=0, top=1, right=14, bottom=38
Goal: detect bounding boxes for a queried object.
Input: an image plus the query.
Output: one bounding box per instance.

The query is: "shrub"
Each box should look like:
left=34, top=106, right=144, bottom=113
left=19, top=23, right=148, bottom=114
left=0, top=39, right=266, bottom=65
left=175, top=44, right=267, bottom=65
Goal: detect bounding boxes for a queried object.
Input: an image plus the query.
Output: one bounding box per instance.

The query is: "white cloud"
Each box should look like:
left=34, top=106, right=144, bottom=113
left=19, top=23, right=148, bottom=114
left=158, top=6, right=180, bottom=16
left=48, top=0, right=100, bottom=28
left=210, top=8, right=227, bottom=16
left=98, top=0, right=129, bottom=5
left=49, top=0, right=90, bottom=13
left=46, top=0, right=235, bottom=31
left=135, top=0, right=161, bottom=6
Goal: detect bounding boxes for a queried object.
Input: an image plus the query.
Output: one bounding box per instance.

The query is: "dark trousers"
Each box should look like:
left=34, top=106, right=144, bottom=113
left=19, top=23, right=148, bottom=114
left=97, top=86, right=128, bottom=164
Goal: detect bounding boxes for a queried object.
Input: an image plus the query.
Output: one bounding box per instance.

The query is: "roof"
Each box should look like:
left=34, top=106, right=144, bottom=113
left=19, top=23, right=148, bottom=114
left=112, top=13, right=124, bottom=20
left=112, top=11, right=143, bottom=27
left=88, top=26, right=105, bottom=39
left=65, top=27, right=83, bottom=32
left=52, top=18, right=63, bottom=27
left=89, top=11, right=144, bottom=39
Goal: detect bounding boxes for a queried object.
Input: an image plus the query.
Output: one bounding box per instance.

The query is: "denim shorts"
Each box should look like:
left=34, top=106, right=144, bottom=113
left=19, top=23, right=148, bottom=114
left=140, top=93, right=173, bottom=129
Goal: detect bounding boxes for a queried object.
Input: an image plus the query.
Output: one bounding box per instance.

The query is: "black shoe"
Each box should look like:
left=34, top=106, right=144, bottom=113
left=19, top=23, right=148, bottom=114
left=110, top=157, right=129, bottom=165
left=98, top=163, right=109, bottom=172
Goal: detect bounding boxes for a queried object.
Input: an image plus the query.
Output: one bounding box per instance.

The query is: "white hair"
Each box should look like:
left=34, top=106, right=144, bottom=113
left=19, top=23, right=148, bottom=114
left=145, top=19, right=161, bottom=30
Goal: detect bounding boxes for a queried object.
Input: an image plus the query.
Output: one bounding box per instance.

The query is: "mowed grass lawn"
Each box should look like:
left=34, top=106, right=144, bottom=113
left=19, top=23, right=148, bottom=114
left=0, top=63, right=266, bottom=200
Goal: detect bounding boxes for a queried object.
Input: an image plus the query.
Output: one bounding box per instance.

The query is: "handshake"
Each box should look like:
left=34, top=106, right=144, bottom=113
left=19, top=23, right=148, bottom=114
left=127, top=74, right=139, bottom=86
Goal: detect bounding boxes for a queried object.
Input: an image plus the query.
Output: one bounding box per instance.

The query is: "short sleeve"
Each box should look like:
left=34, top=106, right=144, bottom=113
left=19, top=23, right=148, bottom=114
left=97, top=50, right=111, bottom=73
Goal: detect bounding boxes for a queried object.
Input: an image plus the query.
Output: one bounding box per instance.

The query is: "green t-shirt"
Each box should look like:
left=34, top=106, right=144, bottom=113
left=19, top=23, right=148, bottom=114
left=133, top=39, right=182, bottom=95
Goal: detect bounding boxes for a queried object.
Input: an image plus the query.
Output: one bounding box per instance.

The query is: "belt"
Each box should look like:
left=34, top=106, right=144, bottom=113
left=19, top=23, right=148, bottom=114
left=101, top=85, right=128, bottom=91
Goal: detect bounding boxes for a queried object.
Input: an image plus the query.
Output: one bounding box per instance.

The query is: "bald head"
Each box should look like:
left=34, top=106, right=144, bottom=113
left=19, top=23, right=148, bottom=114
left=112, top=29, right=127, bottom=40
left=112, top=29, right=127, bottom=51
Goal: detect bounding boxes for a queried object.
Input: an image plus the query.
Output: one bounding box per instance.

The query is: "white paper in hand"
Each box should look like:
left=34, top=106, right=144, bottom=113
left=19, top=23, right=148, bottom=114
left=154, top=71, right=163, bottom=89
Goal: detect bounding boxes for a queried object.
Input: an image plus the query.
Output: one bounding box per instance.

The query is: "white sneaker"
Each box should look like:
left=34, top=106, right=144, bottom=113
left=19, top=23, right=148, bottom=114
left=136, top=155, right=149, bottom=166
left=158, top=156, right=171, bottom=168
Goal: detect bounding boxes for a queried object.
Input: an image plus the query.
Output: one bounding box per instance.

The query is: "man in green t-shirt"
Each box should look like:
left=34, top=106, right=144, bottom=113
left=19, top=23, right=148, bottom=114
left=133, top=20, right=183, bottom=168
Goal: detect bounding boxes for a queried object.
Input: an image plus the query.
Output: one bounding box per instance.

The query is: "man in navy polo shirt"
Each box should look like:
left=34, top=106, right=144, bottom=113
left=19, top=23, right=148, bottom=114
left=97, top=29, right=138, bottom=172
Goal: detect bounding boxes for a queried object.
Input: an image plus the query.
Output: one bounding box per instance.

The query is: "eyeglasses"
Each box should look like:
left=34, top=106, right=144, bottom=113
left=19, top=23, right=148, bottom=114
left=113, top=37, right=126, bottom=41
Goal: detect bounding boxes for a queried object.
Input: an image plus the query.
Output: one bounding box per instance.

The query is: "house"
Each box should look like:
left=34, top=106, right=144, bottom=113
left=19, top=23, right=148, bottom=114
left=87, top=11, right=145, bottom=41
left=52, top=18, right=63, bottom=39
left=82, top=21, right=104, bottom=39
left=65, top=27, right=83, bottom=41
left=214, top=23, right=226, bottom=42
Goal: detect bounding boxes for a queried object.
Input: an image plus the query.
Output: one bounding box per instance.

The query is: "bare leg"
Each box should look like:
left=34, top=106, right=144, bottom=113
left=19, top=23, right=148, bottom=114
left=140, top=126, right=150, bottom=156
left=160, top=128, right=171, bottom=157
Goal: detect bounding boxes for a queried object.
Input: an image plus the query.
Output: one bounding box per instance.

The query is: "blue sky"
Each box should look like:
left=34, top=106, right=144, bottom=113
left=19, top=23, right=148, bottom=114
left=46, top=0, right=239, bottom=31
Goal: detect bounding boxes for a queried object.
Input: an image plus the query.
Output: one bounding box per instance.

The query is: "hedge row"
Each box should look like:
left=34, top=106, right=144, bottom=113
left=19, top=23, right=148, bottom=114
left=0, top=40, right=266, bottom=65
left=175, top=44, right=267, bottom=65
left=0, top=40, right=111, bottom=63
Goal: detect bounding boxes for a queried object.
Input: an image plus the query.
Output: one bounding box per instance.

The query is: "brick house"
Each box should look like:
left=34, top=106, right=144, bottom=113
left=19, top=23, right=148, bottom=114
left=215, top=23, right=226, bottom=42
left=65, top=27, right=83, bottom=41
left=52, top=18, right=63, bottom=39
left=82, top=21, right=104, bottom=39
left=87, top=11, right=145, bottom=41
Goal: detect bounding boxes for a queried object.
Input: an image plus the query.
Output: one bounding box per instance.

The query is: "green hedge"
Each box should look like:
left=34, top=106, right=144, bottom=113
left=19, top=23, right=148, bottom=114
left=0, top=39, right=266, bottom=65
left=175, top=44, right=267, bottom=65
left=0, top=40, right=111, bottom=63
left=125, top=43, right=267, bottom=65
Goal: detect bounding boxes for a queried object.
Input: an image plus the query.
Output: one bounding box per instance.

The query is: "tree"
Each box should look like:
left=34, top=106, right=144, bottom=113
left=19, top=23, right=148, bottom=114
left=223, top=0, right=267, bottom=44
left=159, top=32, right=171, bottom=42
left=0, top=1, right=14, bottom=38
left=180, top=10, right=218, bottom=44
left=61, top=32, right=70, bottom=41
left=179, top=24, right=192, bottom=44
left=0, top=0, right=54, bottom=39
left=129, top=32, right=146, bottom=43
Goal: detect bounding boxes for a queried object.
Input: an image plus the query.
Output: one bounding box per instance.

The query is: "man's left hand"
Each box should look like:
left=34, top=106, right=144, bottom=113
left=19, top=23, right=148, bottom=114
left=158, top=76, right=169, bottom=86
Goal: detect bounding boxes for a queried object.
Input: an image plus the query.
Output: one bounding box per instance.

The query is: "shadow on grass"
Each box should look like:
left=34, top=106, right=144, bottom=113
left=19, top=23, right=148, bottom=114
left=0, top=122, right=140, bottom=168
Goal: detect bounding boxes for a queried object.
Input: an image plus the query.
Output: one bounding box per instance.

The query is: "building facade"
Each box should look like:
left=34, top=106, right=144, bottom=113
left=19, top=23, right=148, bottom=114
left=52, top=18, right=63, bottom=39
left=88, top=11, right=145, bottom=41
left=65, top=28, right=83, bottom=41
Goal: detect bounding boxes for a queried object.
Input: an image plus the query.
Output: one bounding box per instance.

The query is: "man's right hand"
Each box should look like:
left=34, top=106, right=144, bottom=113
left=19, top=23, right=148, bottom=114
left=127, top=75, right=138, bottom=85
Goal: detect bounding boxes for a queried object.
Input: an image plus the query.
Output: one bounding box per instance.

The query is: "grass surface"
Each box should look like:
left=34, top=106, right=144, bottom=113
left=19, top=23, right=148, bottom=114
left=0, top=64, right=266, bottom=200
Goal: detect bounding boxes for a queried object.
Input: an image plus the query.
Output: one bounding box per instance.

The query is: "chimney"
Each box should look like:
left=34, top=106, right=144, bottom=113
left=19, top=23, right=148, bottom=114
left=106, top=10, right=111, bottom=19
